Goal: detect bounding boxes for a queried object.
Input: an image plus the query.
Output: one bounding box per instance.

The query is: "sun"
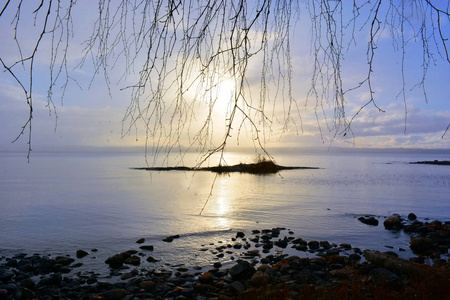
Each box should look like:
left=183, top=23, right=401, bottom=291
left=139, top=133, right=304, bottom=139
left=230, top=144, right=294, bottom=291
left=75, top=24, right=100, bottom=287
left=212, top=77, right=236, bottom=113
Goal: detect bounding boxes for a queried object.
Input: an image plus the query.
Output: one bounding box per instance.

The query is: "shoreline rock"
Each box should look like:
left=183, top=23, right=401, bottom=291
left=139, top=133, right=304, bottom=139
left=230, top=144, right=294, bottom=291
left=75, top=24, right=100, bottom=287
left=1, top=217, right=450, bottom=299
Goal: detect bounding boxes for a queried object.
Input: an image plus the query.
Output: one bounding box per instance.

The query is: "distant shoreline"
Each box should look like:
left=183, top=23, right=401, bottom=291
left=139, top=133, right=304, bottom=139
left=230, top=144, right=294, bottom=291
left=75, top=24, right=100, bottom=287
left=410, top=160, right=450, bottom=165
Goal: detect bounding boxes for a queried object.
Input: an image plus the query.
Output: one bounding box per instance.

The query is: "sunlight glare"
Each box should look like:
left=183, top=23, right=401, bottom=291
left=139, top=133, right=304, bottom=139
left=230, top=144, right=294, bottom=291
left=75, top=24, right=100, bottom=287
left=210, top=76, right=236, bottom=115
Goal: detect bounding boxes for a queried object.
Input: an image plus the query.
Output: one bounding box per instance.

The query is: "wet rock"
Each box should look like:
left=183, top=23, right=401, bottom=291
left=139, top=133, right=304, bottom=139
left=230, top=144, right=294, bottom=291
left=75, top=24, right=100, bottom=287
left=139, top=280, right=155, bottom=292
left=340, top=243, right=352, bottom=250
left=38, top=273, right=62, bottom=286
left=193, top=283, right=218, bottom=294
left=100, top=288, right=128, bottom=300
left=320, top=241, right=332, bottom=249
left=408, top=213, right=417, bottom=220
left=0, top=283, right=17, bottom=292
left=251, top=271, right=270, bottom=287
left=17, top=262, right=33, bottom=273
left=358, top=216, right=379, bottom=226
left=229, top=260, right=256, bottom=280
left=231, top=281, right=245, bottom=293
left=383, top=251, right=398, bottom=257
left=55, top=256, right=75, bottom=266
left=245, top=249, right=260, bottom=257
left=233, top=243, right=242, bottom=249
left=0, top=267, right=14, bottom=282
left=136, top=238, right=145, bottom=244
left=326, top=248, right=340, bottom=256
left=146, top=256, right=158, bottom=263
left=348, top=253, right=361, bottom=261
left=124, top=255, right=140, bottom=266
left=236, top=231, right=245, bottom=238
left=308, top=241, right=320, bottom=250
left=105, top=254, right=125, bottom=269
left=199, top=272, right=214, bottom=284
left=139, top=245, right=154, bottom=251
left=14, top=287, right=35, bottom=299
left=371, top=268, right=400, bottom=284
left=5, top=259, right=17, bottom=268
left=20, top=278, right=35, bottom=289
left=409, top=237, right=435, bottom=255
left=163, top=234, right=180, bottom=242
left=76, top=249, right=90, bottom=258
left=384, top=216, right=403, bottom=230
left=213, top=262, right=222, bottom=269
left=274, top=237, right=289, bottom=248
left=121, top=268, right=139, bottom=280
left=292, top=238, right=306, bottom=245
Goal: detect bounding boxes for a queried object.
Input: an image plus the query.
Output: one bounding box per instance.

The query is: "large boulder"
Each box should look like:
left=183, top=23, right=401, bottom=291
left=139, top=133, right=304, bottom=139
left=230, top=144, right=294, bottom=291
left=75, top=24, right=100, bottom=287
left=409, top=237, right=435, bottom=255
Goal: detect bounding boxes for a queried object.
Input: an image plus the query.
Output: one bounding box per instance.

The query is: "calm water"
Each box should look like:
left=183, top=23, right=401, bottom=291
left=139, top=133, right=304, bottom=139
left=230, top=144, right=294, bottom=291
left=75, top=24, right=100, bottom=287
left=1, top=150, right=449, bottom=273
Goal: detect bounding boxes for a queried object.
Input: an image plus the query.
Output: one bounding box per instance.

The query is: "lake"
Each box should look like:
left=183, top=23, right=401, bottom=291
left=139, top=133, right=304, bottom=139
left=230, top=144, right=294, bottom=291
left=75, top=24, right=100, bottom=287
left=1, top=150, right=449, bottom=274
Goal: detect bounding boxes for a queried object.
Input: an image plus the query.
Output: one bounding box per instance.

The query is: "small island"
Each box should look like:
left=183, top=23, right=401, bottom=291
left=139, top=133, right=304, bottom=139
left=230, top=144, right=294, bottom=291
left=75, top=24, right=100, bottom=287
left=133, top=160, right=319, bottom=174
left=410, top=160, right=450, bottom=165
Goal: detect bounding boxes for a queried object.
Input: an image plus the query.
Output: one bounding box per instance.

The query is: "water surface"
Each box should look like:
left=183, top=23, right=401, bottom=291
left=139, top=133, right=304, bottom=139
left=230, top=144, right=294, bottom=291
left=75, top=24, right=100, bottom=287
left=1, top=150, right=449, bottom=273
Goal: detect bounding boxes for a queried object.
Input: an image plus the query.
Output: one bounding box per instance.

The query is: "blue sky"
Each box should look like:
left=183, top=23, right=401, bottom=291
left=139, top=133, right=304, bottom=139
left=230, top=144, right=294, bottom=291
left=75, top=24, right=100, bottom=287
left=0, top=1, right=449, bottom=153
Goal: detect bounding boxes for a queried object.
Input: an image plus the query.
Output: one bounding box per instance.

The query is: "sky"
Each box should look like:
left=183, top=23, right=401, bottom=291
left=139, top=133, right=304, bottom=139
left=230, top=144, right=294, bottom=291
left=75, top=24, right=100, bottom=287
left=0, top=1, right=449, bottom=154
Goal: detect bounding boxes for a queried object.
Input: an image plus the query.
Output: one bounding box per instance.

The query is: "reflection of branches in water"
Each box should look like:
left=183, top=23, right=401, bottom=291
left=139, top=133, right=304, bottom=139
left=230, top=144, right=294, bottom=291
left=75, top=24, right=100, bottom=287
left=1, top=1, right=449, bottom=162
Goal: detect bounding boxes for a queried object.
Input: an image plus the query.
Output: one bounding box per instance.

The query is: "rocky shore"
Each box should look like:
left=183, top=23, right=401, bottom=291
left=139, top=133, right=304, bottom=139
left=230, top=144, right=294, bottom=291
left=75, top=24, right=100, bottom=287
left=1, top=214, right=450, bottom=299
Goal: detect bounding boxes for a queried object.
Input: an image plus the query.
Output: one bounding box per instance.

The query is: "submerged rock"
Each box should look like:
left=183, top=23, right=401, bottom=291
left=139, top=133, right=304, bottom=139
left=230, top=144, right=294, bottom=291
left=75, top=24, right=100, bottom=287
left=139, top=245, right=154, bottom=251
left=358, top=216, right=379, bottom=226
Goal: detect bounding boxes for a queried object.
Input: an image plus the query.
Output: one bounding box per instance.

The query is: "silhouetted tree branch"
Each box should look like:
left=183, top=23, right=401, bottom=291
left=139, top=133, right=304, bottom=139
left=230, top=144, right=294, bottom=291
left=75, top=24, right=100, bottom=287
left=1, top=0, right=449, bottom=162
